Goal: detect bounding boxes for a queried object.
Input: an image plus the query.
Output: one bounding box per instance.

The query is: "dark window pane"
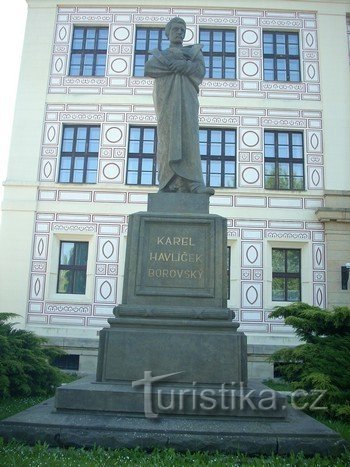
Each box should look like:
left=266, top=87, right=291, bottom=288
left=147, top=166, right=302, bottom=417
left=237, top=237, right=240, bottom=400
left=69, top=27, right=108, bottom=76
left=58, top=270, right=72, bottom=293
left=75, top=270, right=87, bottom=294
left=60, top=242, right=75, bottom=265
left=200, top=28, right=236, bottom=79
left=127, top=127, right=157, bottom=186
left=57, top=242, right=88, bottom=295
left=263, top=31, right=300, bottom=82
left=287, top=278, right=301, bottom=301
left=272, top=248, right=301, bottom=302
left=272, top=278, right=285, bottom=301
left=59, top=125, right=100, bottom=184
left=264, top=131, right=304, bottom=190
left=287, top=250, right=300, bottom=273
left=272, top=249, right=285, bottom=273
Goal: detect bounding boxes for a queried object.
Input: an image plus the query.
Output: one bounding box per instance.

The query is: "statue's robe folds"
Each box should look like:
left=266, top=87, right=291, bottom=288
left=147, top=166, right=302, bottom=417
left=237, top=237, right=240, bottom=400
left=145, top=45, right=206, bottom=191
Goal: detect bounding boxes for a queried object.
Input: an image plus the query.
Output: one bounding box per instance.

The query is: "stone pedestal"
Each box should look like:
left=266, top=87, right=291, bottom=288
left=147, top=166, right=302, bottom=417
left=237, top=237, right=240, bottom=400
left=56, top=193, right=252, bottom=417
left=93, top=193, right=248, bottom=401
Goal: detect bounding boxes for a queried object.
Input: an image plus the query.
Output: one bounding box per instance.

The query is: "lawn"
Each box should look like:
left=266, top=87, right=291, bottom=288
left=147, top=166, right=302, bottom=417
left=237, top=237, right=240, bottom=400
left=0, top=395, right=349, bottom=466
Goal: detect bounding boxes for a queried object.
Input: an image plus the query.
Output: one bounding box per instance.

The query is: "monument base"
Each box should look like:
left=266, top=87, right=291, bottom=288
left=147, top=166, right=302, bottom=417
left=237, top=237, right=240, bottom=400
left=0, top=392, right=347, bottom=456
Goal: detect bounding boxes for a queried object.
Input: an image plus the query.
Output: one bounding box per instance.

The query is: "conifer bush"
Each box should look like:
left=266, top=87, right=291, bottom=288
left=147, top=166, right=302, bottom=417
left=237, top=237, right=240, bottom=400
left=268, top=303, right=350, bottom=421
left=0, top=312, right=66, bottom=397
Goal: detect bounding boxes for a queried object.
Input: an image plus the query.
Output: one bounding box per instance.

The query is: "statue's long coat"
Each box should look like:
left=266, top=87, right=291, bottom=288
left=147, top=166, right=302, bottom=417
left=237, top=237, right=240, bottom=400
left=145, top=45, right=206, bottom=190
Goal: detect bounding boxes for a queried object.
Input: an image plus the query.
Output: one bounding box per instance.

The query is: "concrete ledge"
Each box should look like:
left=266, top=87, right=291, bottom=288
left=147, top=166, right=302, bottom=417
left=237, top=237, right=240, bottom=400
left=0, top=397, right=347, bottom=456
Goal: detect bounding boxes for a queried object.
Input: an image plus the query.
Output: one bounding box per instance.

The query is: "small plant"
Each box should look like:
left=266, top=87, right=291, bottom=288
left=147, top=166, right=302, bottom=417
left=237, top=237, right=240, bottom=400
left=0, top=312, right=67, bottom=398
left=268, top=303, right=350, bottom=421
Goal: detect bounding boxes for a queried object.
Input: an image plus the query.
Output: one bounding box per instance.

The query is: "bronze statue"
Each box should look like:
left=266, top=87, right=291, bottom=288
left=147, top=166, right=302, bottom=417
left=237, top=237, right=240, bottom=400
left=145, top=17, right=214, bottom=195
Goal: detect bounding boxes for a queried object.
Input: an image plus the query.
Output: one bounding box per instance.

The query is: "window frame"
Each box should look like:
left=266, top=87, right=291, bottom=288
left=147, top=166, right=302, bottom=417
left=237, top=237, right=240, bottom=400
left=272, top=248, right=301, bottom=302
left=199, top=28, right=236, bottom=80
left=126, top=126, right=158, bottom=186
left=133, top=27, right=169, bottom=77
left=69, top=26, right=109, bottom=77
left=264, top=130, right=304, bottom=191
left=200, top=127, right=237, bottom=188
left=57, top=241, right=89, bottom=295
left=263, top=31, right=301, bottom=82
left=58, top=125, right=100, bottom=184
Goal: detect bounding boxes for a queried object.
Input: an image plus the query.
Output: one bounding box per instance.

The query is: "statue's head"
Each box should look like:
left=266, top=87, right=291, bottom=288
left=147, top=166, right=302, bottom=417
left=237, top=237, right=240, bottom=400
left=165, top=17, right=186, bottom=40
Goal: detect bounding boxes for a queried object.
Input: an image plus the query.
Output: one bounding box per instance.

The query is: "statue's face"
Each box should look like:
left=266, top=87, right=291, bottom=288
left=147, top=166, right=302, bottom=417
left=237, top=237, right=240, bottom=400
left=168, top=23, right=186, bottom=45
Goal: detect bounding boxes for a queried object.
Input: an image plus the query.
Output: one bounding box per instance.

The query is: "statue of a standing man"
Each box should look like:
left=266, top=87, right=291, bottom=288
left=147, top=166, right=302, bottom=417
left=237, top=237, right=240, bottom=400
left=145, top=17, right=215, bottom=195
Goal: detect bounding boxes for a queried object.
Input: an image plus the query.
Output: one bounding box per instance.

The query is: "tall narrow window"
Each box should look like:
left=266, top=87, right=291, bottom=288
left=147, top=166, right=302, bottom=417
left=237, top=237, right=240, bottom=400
left=126, top=126, right=158, bottom=185
left=69, top=27, right=108, bottom=76
left=199, top=29, right=236, bottom=79
left=200, top=128, right=236, bottom=188
left=264, top=131, right=304, bottom=190
left=263, top=31, right=300, bottom=81
left=57, top=241, right=88, bottom=294
left=272, top=248, right=301, bottom=301
left=134, top=28, right=169, bottom=76
left=58, top=126, right=100, bottom=184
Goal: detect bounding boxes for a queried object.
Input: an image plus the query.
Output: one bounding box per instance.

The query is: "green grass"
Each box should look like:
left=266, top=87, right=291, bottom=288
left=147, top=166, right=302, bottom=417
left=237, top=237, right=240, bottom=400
left=314, top=415, right=350, bottom=443
left=0, top=394, right=349, bottom=466
left=0, top=396, right=48, bottom=421
left=0, top=441, right=349, bottom=467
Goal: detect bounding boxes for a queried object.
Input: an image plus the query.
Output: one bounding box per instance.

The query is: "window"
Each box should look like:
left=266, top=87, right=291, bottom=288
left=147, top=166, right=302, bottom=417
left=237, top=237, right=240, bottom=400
left=272, top=248, right=301, bottom=301
left=200, top=128, right=236, bottom=188
left=200, top=29, right=236, bottom=79
left=264, top=131, right=304, bottom=190
left=126, top=126, right=236, bottom=188
left=134, top=28, right=169, bottom=76
left=57, top=241, right=88, bottom=294
left=53, top=354, right=80, bottom=371
left=126, top=127, right=158, bottom=185
left=263, top=31, right=300, bottom=81
left=58, top=126, right=100, bottom=184
left=69, top=27, right=108, bottom=76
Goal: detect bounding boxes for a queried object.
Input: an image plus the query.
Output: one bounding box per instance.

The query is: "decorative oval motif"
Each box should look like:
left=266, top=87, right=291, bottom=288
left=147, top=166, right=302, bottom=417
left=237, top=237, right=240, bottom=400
left=315, top=247, right=322, bottom=266
left=105, top=127, right=122, bottom=143
left=246, top=286, right=258, bottom=305
left=58, top=26, right=67, bottom=41
left=102, top=241, right=115, bottom=260
left=43, top=161, right=53, bottom=179
left=47, top=126, right=56, bottom=142
left=307, top=64, right=316, bottom=80
left=246, top=245, right=259, bottom=264
left=111, top=58, right=128, bottom=73
left=242, top=30, right=258, bottom=45
left=310, top=133, right=319, bottom=150
left=316, top=288, right=323, bottom=307
left=242, top=167, right=259, bottom=184
left=37, top=238, right=44, bottom=256
left=102, top=162, right=120, bottom=180
left=311, top=169, right=320, bottom=187
left=305, top=32, right=314, bottom=48
left=113, top=26, right=130, bottom=41
left=242, top=61, right=259, bottom=77
left=34, top=278, right=41, bottom=296
left=242, top=131, right=259, bottom=148
left=55, top=57, right=64, bottom=73
left=184, top=29, right=194, bottom=43
left=100, top=280, right=112, bottom=300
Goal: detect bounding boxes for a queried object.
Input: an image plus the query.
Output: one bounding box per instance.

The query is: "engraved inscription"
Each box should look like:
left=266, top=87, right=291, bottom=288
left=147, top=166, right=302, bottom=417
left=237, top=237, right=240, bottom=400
left=138, top=220, right=210, bottom=294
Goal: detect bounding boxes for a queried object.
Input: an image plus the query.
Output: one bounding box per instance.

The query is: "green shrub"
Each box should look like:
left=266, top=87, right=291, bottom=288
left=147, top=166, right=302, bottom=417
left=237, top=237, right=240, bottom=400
left=268, top=303, right=350, bottom=421
left=0, top=312, right=66, bottom=398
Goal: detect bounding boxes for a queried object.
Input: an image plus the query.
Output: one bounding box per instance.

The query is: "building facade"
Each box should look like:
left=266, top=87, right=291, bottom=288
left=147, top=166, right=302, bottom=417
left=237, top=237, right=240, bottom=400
left=1, top=0, right=349, bottom=377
